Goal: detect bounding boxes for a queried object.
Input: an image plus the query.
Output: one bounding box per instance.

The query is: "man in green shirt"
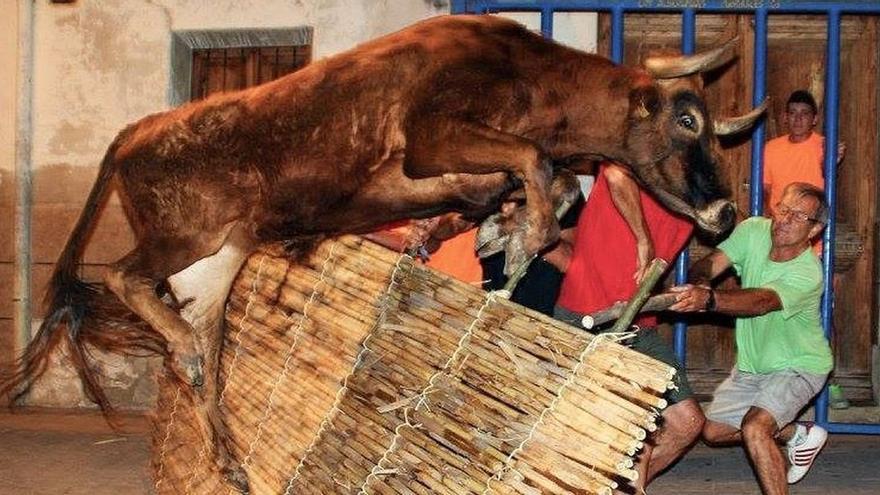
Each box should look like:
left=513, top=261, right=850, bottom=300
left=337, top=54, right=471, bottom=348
left=668, top=182, right=832, bottom=495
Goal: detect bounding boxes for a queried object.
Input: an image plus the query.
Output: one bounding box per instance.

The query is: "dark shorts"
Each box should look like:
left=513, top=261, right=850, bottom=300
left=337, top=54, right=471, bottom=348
left=554, top=305, right=694, bottom=404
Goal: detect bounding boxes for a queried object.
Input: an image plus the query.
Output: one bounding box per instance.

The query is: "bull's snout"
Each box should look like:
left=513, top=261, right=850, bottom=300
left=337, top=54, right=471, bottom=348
left=694, top=200, right=735, bottom=236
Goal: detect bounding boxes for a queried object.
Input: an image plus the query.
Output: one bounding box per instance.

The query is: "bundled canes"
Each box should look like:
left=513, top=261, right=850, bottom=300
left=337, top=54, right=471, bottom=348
left=151, top=236, right=675, bottom=495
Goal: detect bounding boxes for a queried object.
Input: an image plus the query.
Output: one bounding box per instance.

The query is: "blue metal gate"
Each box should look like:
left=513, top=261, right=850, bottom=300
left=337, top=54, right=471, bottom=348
left=451, top=0, right=880, bottom=435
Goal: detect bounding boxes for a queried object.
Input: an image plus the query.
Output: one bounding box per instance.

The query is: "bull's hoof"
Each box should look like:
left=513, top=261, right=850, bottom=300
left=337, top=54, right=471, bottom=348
left=222, top=465, right=250, bottom=494
left=174, top=353, right=204, bottom=387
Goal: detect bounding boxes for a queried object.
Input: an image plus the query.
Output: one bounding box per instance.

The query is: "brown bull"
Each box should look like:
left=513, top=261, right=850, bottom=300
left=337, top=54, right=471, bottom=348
left=3, top=15, right=762, bottom=492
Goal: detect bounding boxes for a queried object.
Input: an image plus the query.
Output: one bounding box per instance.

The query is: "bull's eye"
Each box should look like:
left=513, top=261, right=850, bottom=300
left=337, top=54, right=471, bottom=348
left=678, top=113, right=697, bottom=131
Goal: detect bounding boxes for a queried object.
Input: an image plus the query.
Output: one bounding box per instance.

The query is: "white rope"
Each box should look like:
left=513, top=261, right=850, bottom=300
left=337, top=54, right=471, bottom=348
left=415, top=292, right=499, bottom=411
left=183, top=442, right=209, bottom=495
left=480, top=330, right=636, bottom=494
left=356, top=413, right=418, bottom=495
left=154, top=386, right=183, bottom=492
left=219, top=253, right=268, bottom=405
left=281, top=252, right=414, bottom=495
left=356, top=291, right=500, bottom=495
left=240, top=243, right=339, bottom=469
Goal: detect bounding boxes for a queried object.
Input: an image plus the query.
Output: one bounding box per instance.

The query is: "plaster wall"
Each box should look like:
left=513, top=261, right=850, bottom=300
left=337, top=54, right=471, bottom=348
left=17, top=1, right=598, bottom=409
left=23, top=0, right=449, bottom=409
left=0, top=0, right=19, bottom=368
left=0, top=0, right=18, bottom=227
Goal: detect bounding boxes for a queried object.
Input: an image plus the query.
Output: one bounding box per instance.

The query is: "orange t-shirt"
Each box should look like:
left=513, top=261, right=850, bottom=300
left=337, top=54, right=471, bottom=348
left=763, top=132, right=826, bottom=255
left=425, top=228, right=483, bottom=284
left=763, top=132, right=825, bottom=212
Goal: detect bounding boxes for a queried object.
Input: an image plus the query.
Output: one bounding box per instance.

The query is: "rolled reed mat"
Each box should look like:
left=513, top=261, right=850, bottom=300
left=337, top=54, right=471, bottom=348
left=150, top=236, right=675, bottom=495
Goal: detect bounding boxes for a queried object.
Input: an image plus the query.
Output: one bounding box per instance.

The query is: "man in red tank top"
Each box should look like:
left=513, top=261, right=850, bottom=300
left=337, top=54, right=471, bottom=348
left=555, top=163, right=703, bottom=494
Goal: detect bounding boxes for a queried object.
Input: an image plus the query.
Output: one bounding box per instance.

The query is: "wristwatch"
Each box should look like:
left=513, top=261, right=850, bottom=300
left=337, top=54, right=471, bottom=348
left=705, top=289, right=717, bottom=311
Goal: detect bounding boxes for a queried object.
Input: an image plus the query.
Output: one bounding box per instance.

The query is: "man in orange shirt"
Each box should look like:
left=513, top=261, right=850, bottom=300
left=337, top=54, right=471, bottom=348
left=365, top=214, right=484, bottom=284
left=422, top=215, right=484, bottom=284
left=763, top=90, right=845, bottom=215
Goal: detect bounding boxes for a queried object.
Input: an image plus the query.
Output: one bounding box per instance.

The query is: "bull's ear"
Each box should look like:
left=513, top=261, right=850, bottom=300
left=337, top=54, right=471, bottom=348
left=629, top=85, right=661, bottom=120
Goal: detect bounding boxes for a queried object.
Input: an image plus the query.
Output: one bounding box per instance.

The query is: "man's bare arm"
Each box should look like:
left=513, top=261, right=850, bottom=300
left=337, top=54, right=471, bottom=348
left=363, top=230, right=409, bottom=252
left=671, top=249, right=783, bottom=316
left=541, top=227, right=576, bottom=272
left=668, top=285, right=782, bottom=317
left=430, top=213, right=475, bottom=242
left=688, top=249, right=733, bottom=286
left=364, top=217, right=443, bottom=253
left=714, top=288, right=782, bottom=316
left=604, top=164, right=654, bottom=282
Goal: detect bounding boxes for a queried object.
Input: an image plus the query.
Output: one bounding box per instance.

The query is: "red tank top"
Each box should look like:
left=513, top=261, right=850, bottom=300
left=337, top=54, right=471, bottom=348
left=557, top=166, right=693, bottom=327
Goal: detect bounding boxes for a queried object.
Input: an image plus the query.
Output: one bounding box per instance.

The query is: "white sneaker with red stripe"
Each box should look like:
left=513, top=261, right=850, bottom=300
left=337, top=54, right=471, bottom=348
left=786, top=422, right=828, bottom=484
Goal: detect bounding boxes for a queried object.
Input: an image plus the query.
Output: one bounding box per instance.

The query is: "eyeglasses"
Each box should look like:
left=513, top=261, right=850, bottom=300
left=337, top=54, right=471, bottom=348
left=774, top=203, right=819, bottom=224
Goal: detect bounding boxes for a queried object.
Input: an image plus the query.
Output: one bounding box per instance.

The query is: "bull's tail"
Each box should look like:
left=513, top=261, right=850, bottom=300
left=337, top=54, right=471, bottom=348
left=1, top=135, right=164, bottom=411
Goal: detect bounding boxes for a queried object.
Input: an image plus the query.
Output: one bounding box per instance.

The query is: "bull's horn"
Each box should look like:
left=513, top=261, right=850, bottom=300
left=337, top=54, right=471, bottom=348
left=714, top=99, right=769, bottom=136
left=644, top=37, right=739, bottom=79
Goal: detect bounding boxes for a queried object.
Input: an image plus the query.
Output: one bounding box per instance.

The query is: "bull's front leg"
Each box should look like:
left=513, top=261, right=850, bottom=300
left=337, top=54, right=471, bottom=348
left=403, top=118, right=559, bottom=256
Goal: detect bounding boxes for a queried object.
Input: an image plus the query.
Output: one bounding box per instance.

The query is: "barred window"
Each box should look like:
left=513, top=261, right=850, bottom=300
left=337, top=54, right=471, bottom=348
left=170, top=27, right=313, bottom=105
left=190, top=45, right=311, bottom=100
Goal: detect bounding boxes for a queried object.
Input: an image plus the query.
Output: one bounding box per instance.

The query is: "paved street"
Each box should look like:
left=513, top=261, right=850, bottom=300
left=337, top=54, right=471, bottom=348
left=650, top=434, right=880, bottom=495
left=0, top=409, right=878, bottom=494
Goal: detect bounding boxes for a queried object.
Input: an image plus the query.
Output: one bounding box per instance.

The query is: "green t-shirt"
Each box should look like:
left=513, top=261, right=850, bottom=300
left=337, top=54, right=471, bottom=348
left=717, top=217, right=832, bottom=374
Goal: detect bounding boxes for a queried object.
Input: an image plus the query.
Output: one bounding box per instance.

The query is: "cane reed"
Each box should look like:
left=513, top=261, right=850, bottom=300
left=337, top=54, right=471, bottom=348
left=150, top=236, right=675, bottom=495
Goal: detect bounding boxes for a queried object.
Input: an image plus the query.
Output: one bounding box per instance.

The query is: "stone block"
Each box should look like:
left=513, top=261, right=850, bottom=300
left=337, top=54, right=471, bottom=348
left=0, top=318, right=13, bottom=403
left=0, top=176, right=13, bottom=263
left=0, top=318, right=15, bottom=368
left=30, top=202, right=134, bottom=265
left=24, top=335, right=161, bottom=410
left=30, top=263, right=54, bottom=319
left=0, top=262, right=13, bottom=318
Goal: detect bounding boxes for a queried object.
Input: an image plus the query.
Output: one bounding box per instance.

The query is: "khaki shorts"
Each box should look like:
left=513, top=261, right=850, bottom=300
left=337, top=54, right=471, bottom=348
left=706, top=368, right=828, bottom=429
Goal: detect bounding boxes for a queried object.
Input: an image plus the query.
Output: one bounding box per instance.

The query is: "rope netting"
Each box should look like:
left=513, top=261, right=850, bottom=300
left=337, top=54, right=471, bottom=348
left=150, top=237, right=673, bottom=495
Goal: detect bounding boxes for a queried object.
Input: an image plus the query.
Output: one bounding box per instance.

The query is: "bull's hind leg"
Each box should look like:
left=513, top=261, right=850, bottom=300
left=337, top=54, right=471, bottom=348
left=105, top=225, right=253, bottom=492
left=167, top=227, right=255, bottom=492
left=104, top=235, right=224, bottom=386
left=404, top=118, right=558, bottom=255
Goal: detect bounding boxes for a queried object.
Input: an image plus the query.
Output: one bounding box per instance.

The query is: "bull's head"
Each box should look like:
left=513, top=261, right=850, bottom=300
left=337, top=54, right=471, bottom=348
left=623, top=39, right=765, bottom=237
